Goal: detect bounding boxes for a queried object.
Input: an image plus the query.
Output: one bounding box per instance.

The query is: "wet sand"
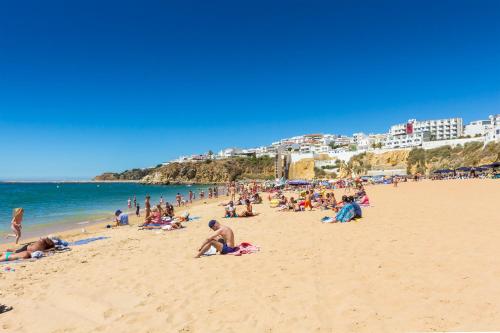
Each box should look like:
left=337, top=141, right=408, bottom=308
left=1, top=179, right=500, bottom=332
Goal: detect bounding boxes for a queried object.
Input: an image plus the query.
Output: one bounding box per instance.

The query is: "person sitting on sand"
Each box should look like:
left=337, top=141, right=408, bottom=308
left=288, top=197, right=302, bottom=211
left=147, top=207, right=161, bottom=224
left=304, top=191, right=313, bottom=211
left=5, top=208, right=24, bottom=244
left=357, top=192, right=370, bottom=206
left=251, top=193, right=262, bottom=204
left=1, top=237, right=55, bottom=262
left=225, top=201, right=236, bottom=218
left=165, top=202, right=174, bottom=217
left=195, top=220, right=236, bottom=258
left=350, top=196, right=363, bottom=218
left=114, top=210, right=129, bottom=227
left=240, top=199, right=254, bottom=217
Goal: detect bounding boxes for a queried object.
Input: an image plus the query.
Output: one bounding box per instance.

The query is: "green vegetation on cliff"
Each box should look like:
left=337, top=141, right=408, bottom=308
left=142, top=156, right=275, bottom=184
left=94, top=168, right=153, bottom=181
left=407, top=141, right=500, bottom=174
left=95, top=156, right=275, bottom=183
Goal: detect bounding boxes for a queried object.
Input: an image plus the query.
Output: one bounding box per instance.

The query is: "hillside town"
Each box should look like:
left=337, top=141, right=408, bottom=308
left=164, top=114, right=500, bottom=167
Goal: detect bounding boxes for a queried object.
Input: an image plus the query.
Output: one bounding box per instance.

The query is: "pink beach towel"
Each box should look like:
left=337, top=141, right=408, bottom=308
left=227, top=242, right=260, bottom=256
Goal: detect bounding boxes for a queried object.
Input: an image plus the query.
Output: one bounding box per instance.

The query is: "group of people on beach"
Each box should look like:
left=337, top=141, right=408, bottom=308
left=268, top=181, right=369, bottom=223
left=1, top=178, right=372, bottom=263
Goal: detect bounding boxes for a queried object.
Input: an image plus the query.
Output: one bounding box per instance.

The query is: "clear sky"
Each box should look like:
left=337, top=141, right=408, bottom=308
left=1, top=0, right=500, bottom=180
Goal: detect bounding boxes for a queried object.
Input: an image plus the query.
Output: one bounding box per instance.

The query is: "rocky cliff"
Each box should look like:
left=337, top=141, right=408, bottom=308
left=407, top=141, right=500, bottom=175
left=348, top=150, right=410, bottom=175
left=141, top=157, right=274, bottom=184
left=287, top=141, right=500, bottom=178
left=93, top=168, right=153, bottom=181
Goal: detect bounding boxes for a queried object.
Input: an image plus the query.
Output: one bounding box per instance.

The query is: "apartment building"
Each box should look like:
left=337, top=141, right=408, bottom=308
left=486, top=114, right=500, bottom=142
left=464, top=120, right=491, bottom=137
left=390, top=118, right=463, bottom=140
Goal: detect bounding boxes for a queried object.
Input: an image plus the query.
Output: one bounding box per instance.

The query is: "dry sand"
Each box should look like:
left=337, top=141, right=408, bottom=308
left=1, top=179, right=500, bottom=332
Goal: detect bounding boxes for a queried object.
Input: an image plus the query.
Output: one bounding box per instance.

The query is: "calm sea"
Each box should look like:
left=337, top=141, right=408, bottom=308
left=0, top=183, right=213, bottom=233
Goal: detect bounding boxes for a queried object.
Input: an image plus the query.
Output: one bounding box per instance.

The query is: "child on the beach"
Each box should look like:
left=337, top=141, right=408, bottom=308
left=7, top=208, right=24, bottom=244
left=136, top=204, right=140, bottom=217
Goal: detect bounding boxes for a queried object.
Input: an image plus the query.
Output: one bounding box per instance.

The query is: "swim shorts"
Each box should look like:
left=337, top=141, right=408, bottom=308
left=221, top=243, right=236, bottom=254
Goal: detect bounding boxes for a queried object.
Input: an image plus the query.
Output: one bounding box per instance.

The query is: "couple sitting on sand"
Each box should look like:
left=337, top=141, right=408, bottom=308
left=224, top=200, right=254, bottom=218
left=333, top=196, right=362, bottom=223
left=0, top=237, right=55, bottom=262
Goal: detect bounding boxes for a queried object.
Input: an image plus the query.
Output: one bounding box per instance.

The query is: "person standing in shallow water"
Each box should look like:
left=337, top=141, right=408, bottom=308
left=145, top=195, right=151, bottom=220
left=6, top=208, right=24, bottom=244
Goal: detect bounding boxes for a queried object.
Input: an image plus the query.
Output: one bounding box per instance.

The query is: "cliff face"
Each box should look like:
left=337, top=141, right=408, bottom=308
left=140, top=157, right=275, bottom=184
left=93, top=168, right=152, bottom=181
left=348, top=150, right=410, bottom=175
left=407, top=141, right=500, bottom=175
left=288, top=158, right=315, bottom=180
left=287, top=142, right=500, bottom=178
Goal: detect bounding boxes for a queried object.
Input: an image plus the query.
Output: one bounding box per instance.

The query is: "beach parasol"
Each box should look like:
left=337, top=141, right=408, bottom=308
left=288, top=180, right=310, bottom=186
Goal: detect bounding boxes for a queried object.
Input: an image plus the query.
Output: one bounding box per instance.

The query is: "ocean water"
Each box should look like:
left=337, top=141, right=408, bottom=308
left=0, top=183, right=214, bottom=232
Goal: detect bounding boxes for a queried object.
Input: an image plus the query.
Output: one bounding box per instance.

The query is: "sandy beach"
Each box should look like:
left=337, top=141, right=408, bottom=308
left=1, top=179, right=500, bottom=332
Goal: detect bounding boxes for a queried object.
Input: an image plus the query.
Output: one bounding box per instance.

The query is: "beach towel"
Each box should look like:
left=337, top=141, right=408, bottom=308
left=226, top=242, right=260, bottom=256
left=203, top=245, right=217, bottom=256
left=68, top=236, right=109, bottom=246
left=335, top=204, right=356, bottom=223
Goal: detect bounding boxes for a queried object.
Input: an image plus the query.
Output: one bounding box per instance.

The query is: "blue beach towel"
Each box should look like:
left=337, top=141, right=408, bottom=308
left=69, top=236, right=109, bottom=246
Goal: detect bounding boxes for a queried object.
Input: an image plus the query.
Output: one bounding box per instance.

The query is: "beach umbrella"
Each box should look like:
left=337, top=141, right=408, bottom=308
left=481, top=162, right=500, bottom=169
left=434, top=169, right=454, bottom=174
left=288, top=180, right=310, bottom=186
left=456, top=166, right=471, bottom=172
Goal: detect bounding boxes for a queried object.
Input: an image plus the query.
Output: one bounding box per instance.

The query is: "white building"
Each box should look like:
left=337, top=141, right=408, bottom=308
left=218, top=148, right=244, bottom=158
left=333, top=135, right=352, bottom=147
left=383, top=132, right=430, bottom=149
left=464, top=120, right=491, bottom=137
left=390, top=118, right=463, bottom=140
left=486, top=114, right=500, bottom=143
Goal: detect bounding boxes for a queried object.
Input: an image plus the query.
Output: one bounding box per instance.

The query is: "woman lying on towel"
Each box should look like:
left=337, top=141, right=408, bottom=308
left=1, top=237, right=55, bottom=262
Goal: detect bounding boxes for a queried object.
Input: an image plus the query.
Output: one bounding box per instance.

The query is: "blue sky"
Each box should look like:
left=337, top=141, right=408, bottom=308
left=1, top=0, right=500, bottom=180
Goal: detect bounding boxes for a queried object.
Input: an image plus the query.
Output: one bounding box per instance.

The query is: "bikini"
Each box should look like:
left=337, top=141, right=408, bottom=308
left=5, top=251, right=13, bottom=260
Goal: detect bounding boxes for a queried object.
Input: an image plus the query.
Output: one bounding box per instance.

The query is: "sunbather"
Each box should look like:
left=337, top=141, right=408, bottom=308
left=195, top=220, right=236, bottom=258
left=1, top=237, right=55, bottom=262
left=240, top=199, right=254, bottom=217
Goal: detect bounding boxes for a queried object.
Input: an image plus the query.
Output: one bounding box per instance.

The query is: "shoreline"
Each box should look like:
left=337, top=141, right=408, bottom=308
left=0, top=195, right=219, bottom=250
left=0, top=180, right=142, bottom=184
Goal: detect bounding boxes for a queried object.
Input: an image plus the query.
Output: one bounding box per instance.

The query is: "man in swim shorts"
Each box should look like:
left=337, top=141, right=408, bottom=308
left=195, top=220, right=236, bottom=258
